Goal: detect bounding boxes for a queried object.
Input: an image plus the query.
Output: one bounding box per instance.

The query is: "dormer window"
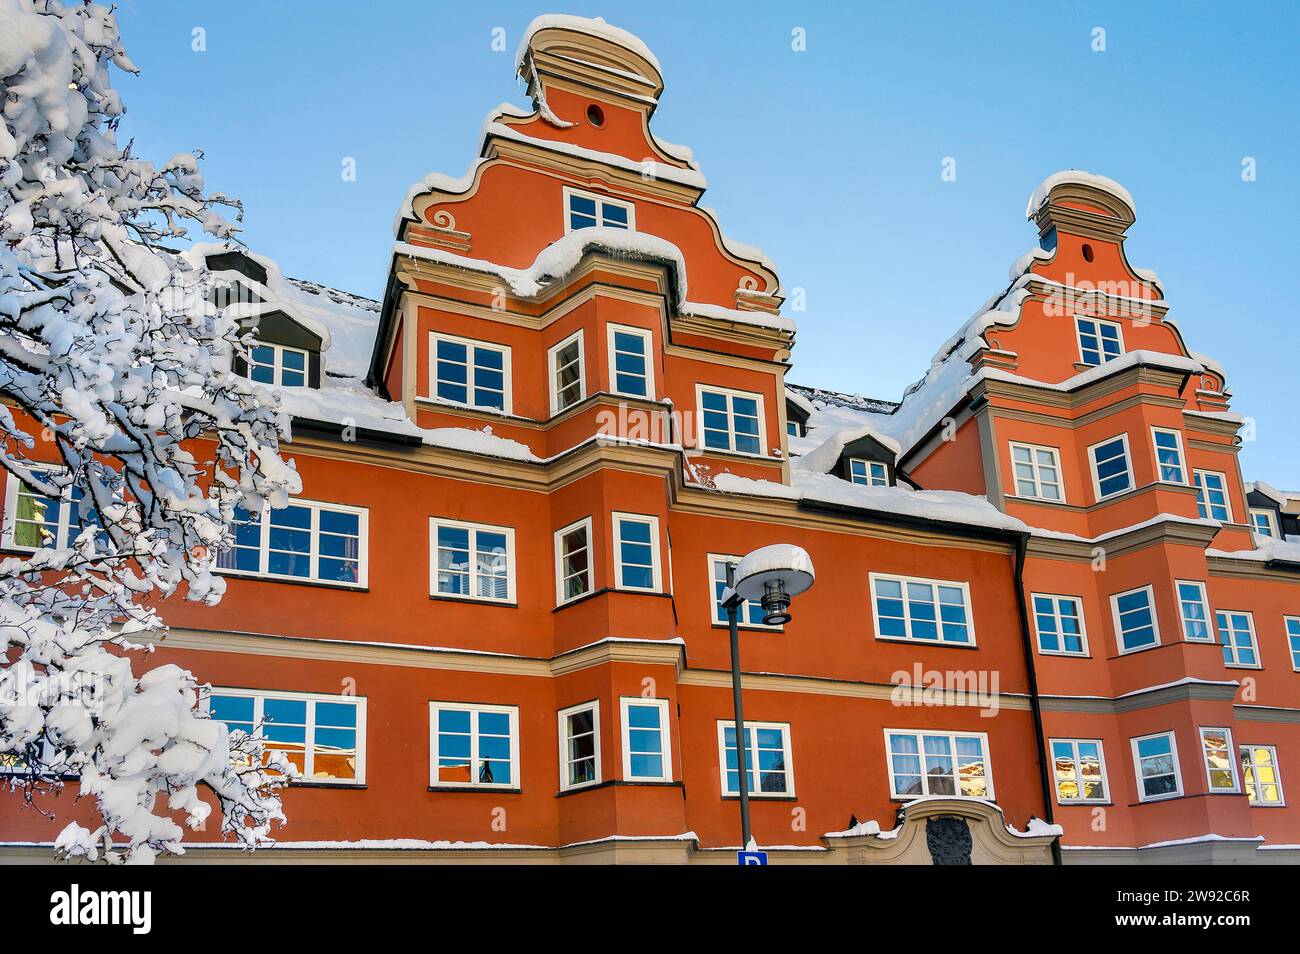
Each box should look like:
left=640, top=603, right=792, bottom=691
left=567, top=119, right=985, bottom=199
left=848, top=458, right=889, bottom=487
left=1075, top=317, right=1123, bottom=367
left=1249, top=508, right=1279, bottom=539
left=565, top=187, right=633, bottom=232
left=249, top=343, right=308, bottom=387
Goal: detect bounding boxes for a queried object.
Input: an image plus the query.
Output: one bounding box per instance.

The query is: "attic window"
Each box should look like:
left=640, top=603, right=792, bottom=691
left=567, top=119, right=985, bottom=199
left=565, top=187, right=632, bottom=232
left=849, top=459, right=889, bottom=487
left=586, top=104, right=605, bottom=127
left=248, top=343, right=308, bottom=387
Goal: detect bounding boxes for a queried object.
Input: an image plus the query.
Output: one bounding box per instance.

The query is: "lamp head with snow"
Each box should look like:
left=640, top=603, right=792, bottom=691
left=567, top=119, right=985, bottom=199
left=723, top=544, right=816, bottom=626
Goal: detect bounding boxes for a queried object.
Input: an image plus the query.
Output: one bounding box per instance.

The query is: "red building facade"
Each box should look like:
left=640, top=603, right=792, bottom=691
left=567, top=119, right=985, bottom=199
left=2, top=15, right=1297, bottom=864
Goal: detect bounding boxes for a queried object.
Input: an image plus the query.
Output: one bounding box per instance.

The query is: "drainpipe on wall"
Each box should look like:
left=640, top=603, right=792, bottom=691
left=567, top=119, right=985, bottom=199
left=1013, top=531, right=1062, bottom=866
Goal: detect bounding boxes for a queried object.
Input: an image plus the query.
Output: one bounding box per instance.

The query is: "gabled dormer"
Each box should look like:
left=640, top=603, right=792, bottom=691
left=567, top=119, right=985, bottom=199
left=795, top=424, right=902, bottom=488
left=199, top=248, right=325, bottom=389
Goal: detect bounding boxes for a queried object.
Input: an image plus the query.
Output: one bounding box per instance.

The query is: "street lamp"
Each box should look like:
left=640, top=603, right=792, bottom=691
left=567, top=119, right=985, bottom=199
left=721, top=544, right=815, bottom=853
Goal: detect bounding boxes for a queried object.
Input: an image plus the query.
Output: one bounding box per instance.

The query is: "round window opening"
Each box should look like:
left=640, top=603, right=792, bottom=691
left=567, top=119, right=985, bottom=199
left=587, top=104, right=605, bottom=127
left=1082, top=243, right=1095, bottom=262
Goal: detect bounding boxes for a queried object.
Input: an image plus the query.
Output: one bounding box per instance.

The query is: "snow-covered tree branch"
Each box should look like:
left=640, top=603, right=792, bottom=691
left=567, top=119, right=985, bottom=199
left=0, top=0, right=302, bottom=863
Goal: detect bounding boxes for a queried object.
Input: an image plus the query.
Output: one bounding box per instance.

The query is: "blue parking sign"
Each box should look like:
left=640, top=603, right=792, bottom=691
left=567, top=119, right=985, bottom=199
left=737, top=850, right=768, bottom=865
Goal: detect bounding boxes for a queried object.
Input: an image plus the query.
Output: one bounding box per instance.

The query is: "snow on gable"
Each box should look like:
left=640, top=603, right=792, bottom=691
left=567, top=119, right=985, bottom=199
left=515, top=15, right=663, bottom=76
left=395, top=227, right=794, bottom=334
left=794, top=423, right=901, bottom=475
left=1025, top=169, right=1136, bottom=221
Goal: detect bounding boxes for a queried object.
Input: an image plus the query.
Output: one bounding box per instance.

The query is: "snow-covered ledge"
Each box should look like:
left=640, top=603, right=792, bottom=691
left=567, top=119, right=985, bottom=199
left=822, top=796, right=1059, bottom=865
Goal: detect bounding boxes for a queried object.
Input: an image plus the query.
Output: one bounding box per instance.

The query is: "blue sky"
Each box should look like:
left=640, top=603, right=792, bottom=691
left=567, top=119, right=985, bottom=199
left=112, top=1, right=1300, bottom=485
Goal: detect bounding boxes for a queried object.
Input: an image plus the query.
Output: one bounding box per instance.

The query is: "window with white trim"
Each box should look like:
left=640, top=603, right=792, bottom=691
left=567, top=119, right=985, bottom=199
left=1199, top=726, right=1239, bottom=793
left=607, top=325, right=653, bottom=398
left=429, top=702, right=518, bottom=788
left=1240, top=744, right=1284, bottom=806
left=247, top=343, right=308, bottom=387
left=870, top=573, right=973, bottom=645
left=718, top=721, right=794, bottom=796
left=1249, top=508, right=1279, bottom=539
left=698, top=386, right=764, bottom=456
left=430, top=518, right=514, bottom=603
left=1286, top=617, right=1300, bottom=671
left=848, top=458, right=889, bottom=487
left=2, top=468, right=104, bottom=552
left=554, top=517, right=593, bottom=605
left=1175, top=580, right=1213, bottom=642
left=1010, top=443, right=1063, bottom=500
left=886, top=730, right=992, bottom=798
left=1110, top=585, right=1159, bottom=652
left=1032, top=594, right=1088, bottom=655
left=1131, top=731, right=1182, bottom=801
left=786, top=419, right=804, bottom=438
left=1089, top=434, right=1133, bottom=500
left=548, top=331, right=585, bottom=414
left=219, top=499, right=367, bottom=587
left=558, top=701, right=600, bottom=791
left=1215, top=610, right=1259, bottom=668
left=620, top=698, right=671, bottom=782
left=1151, top=427, right=1186, bottom=484
left=612, top=513, right=660, bottom=592
left=430, top=333, right=509, bottom=412
left=1050, top=739, right=1109, bottom=803
left=564, top=187, right=632, bottom=232
left=1075, top=316, right=1123, bottom=366
left=207, top=688, right=365, bottom=784
left=1193, top=470, right=1231, bottom=522
left=709, top=555, right=781, bottom=629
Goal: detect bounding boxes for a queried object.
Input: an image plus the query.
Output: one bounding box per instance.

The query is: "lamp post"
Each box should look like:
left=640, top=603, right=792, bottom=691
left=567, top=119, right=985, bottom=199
left=721, top=544, right=815, bottom=854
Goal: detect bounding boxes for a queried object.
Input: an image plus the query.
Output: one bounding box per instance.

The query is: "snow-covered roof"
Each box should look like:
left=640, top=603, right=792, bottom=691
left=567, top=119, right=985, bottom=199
left=1026, top=169, right=1136, bottom=220
left=515, top=14, right=662, bottom=75
left=1247, top=481, right=1300, bottom=508
left=794, top=423, right=901, bottom=475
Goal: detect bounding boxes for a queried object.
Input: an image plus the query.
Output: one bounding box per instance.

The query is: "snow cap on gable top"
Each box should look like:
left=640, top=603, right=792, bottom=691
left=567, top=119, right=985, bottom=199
left=1026, top=169, right=1137, bottom=241
left=516, top=15, right=665, bottom=110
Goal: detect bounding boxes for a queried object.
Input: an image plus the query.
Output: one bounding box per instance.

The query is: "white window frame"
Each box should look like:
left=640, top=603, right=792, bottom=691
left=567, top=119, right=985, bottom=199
left=620, top=697, right=672, bottom=782
left=1193, top=469, right=1233, bottom=522
left=1150, top=427, right=1188, bottom=485
left=248, top=342, right=310, bottom=388
left=715, top=720, right=795, bottom=798
left=869, top=572, right=976, bottom=646
left=562, top=186, right=634, bottom=233
left=1030, top=592, right=1090, bottom=656
left=1009, top=442, right=1065, bottom=501
left=1249, top=508, right=1279, bottom=540
left=1131, top=730, right=1183, bottom=803
left=1240, top=744, right=1285, bottom=806
left=1215, top=609, right=1261, bottom=669
left=1198, top=726, right=1240, bottom=794
left=606, top=324, right=654, bottom=399
left=1048, top=738, right=1110, bottom=804
left=1087, top=432, right=1133, bottom=502
left=1174, top=579, right=1214, bottom=643
left=204, top=687, right=367, bottom=786
left=695, top=384, right=768, bottom=457
left=558, top=700, right=601, bottom=792
left=612, top=512, right=662, bottom=593
left=428, top=701, right=520, bottom=790
left=848, top=458, right=889, bottom=487
left=1286, top=616, right=1300, bottom=672
left=1, top=466, right=92, bottom=552
left=547, top=330, right=586, bottom=415
left=553, top=516, right=593, bottom=606
left=1075, top=316, right=1124, bottom=366
left=883, top=728, right=995, bottom=800
left=1109, top=584, right=1160, bottom=654
left=427, top=332, right=512, bottom=414
left=429, top=517, right=516, bottom=604
left=708, top=554, right=782, bottom=630
left=218, top=498, right=369, bottom=589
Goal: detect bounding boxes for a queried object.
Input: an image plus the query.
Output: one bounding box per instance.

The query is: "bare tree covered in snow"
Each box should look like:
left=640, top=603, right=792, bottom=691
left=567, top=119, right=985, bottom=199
left=0, top=0, right=302, bottom=862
